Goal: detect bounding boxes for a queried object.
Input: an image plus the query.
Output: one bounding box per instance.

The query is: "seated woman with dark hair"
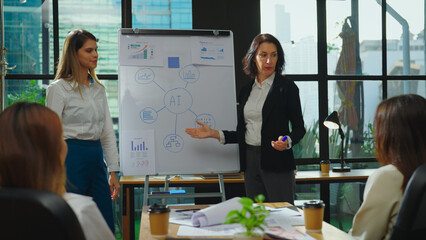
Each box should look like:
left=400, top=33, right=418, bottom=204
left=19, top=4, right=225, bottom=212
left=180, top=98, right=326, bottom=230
left=0, top=102, right=115, bottom=240
left=349, top=94, right=426, bottom=240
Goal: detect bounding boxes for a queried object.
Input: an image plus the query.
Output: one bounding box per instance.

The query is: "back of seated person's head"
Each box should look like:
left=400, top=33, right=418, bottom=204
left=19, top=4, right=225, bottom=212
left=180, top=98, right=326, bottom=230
left=0, top=102, right=66, bottom=195
left=373, top=94, right=426, bottom=191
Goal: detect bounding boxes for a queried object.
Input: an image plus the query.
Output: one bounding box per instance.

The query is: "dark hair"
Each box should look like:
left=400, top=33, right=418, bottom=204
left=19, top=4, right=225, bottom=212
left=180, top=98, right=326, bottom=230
left=373, top=94, right=426, bottom=191
left=0, top=102, right=65, bottom=195
left=242, top=33, right=285, bottom=78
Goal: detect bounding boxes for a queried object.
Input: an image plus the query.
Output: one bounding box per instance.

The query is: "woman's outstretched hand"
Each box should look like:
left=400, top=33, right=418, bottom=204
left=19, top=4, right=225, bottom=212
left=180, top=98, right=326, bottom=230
left=185, top=120, right=220, bottom=140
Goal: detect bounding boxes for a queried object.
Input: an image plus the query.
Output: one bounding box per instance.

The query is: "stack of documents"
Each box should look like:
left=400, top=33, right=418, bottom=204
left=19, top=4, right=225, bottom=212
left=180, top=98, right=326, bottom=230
left=169, top=197, right=315, bottom=239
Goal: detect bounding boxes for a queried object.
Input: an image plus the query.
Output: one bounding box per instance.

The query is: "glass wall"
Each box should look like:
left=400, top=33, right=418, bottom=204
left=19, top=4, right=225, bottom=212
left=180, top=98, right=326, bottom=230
left=388, top=80, right=426, bottom=97
left=3, top=0, right=52, bottom=75
left=386, top=0, right=425, bottom=75
left=58, top=0, right=121, bottom=74
left=132, top=0, right=192, bottom=29
left=261, top=0, right=318, bottom=75
left=293, top=81, right=319, bottom=159
left=328, top=80, right=381, bottom=160
left=5, top=80, right=46, bottom=105
left=327, top=0, right=382, bottom=75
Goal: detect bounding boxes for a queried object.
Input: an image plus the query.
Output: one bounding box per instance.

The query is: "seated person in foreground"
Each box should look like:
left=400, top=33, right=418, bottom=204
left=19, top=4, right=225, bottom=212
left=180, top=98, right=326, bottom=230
left=0, top=102, right=115, bottom=240
left=349, top=94, right=426, bottom=240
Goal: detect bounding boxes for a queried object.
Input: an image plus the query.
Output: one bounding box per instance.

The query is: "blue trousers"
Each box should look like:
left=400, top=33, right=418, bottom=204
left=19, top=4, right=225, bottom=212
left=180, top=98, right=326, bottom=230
left=65, top=139, right=115, bottom=234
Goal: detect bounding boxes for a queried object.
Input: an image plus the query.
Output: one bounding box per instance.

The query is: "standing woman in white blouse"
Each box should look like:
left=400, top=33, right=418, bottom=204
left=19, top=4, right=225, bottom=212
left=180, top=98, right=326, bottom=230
left=46, top=29, right=119, bottom=234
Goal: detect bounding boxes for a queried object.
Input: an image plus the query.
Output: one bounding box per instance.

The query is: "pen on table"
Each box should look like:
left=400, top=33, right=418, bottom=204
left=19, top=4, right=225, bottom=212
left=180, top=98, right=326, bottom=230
left=175, top=209, right=201, bottom=212
left=281, top=136, right=288, bottom=142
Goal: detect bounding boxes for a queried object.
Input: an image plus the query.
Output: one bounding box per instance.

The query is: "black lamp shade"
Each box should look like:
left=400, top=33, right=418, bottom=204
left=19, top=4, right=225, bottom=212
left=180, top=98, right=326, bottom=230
left=323, top=111, right=340, bottom=129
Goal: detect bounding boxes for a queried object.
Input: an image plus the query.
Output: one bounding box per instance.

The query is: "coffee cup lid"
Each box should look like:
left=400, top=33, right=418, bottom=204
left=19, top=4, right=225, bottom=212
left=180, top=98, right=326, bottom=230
left=303, top=200, right=325, bottom=209
left=320, top=160, right=330, bottom=164
left=148, top=203, right=171, bottom=213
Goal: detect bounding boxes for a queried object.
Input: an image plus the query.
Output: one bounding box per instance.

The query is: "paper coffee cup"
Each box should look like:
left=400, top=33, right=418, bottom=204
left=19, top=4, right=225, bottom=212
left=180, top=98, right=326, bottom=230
left=320, top=160, right=330, bottom=174
left=303, top=200, right=325, bottom=232
left=148, top=203, right=171, bottom=237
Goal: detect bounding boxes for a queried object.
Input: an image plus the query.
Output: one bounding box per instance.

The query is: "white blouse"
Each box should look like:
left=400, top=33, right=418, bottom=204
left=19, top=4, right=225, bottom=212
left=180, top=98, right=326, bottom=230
left=349, top=164, right=403, bottom=240
left=63, top=193, right=115, bottom=240
left=46, top=78, right=119, bottom=172
left=243, top=73, right=274, bottom=146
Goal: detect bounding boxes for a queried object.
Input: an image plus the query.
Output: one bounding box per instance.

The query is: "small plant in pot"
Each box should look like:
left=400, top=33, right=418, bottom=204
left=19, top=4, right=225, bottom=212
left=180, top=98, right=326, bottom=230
left=223, top=194, right=269, bottom=240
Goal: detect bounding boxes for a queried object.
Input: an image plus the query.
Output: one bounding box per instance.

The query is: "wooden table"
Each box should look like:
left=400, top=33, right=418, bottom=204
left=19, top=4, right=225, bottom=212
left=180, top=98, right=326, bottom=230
left=121, top=169, right=374, bottom=240
left=139, top=202, right=355, bottom=240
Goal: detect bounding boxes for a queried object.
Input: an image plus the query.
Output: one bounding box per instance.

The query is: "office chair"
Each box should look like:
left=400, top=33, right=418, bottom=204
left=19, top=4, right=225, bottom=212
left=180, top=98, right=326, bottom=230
left=0, top=188, right=86, bottom=240
left=389, top=163, right=426, bottom=240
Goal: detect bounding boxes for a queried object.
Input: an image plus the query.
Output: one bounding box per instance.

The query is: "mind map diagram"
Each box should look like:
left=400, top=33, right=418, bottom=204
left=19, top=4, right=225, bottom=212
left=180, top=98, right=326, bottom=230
left=136, top=65, right=216, bottom=153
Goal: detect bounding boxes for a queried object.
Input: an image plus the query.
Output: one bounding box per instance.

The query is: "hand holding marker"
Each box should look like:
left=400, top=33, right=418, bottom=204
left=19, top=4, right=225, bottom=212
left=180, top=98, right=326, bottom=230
left=271, top=136, right=288, bottom=150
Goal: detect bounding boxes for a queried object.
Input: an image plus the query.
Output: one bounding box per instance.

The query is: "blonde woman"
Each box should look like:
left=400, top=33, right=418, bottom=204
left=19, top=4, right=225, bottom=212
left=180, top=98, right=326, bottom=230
left=46, top=29, right=119, bottom=233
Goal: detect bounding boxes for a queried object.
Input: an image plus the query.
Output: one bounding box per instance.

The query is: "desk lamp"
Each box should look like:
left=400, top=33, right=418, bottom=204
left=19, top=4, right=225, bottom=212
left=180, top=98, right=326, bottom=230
left=323, top=111, right=351, bottom=172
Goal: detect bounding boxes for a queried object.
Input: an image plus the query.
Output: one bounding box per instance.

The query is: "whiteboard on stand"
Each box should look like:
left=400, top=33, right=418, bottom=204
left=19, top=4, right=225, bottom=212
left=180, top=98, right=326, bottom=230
left=118, top=29, right=240, bottom=176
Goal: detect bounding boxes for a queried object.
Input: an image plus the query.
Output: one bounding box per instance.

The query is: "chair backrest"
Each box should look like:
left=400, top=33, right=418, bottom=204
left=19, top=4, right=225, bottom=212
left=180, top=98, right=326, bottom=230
left=0, top=188, right=86, bottom=240
left=389, top=163, right=426, bottom=240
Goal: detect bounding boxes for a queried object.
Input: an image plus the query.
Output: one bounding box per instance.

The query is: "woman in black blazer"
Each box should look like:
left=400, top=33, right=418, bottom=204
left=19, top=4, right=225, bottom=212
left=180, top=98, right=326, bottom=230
left=186, top=34, right=305, bottom=203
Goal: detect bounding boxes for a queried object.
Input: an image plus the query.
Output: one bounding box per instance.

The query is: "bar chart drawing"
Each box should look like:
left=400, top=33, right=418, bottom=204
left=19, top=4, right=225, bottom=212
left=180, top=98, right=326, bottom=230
left=131, top=138, right=149, bottom=152
left=130, top=45, right=155, bottom=60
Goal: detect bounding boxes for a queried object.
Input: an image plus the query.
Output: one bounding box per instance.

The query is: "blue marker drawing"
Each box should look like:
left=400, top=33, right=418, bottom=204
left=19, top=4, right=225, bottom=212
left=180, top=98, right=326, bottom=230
left=135, top=68, right=155, bottom=84
left=281, top=136, right=288, bottom=142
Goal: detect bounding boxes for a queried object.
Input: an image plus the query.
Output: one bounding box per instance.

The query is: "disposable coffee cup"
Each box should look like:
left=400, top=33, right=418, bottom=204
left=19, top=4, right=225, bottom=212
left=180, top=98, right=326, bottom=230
left=320, top=160, right=330, bottom=175
left=148, top=203, right=171, bottom=237
left=303, top=200, right=325, bottom=232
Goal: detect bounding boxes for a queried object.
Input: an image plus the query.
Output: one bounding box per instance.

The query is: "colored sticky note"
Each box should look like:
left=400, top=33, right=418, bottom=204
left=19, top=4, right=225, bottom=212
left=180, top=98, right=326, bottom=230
left=168, top=57, right=180, bottom=68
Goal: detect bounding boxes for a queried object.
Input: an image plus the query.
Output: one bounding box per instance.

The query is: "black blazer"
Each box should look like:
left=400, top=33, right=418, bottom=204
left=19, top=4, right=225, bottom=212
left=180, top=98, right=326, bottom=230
left=223, top=74, right=306, bottom=172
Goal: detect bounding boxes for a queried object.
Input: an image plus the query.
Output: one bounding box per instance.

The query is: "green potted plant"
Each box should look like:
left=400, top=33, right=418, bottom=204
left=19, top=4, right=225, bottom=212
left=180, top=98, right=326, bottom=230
left=223, top=194, right=269, bottom=240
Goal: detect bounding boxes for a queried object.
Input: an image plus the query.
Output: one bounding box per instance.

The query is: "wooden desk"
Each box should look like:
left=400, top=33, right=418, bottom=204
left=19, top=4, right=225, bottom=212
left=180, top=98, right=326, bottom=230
left=139, top=202, right=354, bottom=240
left=121, top=169, right=374, bottom=240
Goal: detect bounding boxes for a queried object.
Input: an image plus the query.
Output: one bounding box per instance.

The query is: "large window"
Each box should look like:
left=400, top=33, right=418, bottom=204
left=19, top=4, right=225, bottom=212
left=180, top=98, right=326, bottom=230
left=2, top=0, right=192, bottom=125
left=386, top=0, right=425, bottom=75
left=261, top=0, right=318, bottom=75
left=133, top=0, right=192, bottom=29
left=261, top=0, right=426, bottom=164
left=261, top=0, right=426, bottom=233
left=3, top=1, right=52, bottom=75
left=328, top=80, right=381, bottom=159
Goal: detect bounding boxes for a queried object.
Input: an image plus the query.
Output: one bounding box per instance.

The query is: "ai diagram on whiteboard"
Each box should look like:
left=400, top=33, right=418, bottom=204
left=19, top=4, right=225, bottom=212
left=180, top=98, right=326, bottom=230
left=137, top=64, right=216, bottom=153
left=119, top=32, right=238, bottom=176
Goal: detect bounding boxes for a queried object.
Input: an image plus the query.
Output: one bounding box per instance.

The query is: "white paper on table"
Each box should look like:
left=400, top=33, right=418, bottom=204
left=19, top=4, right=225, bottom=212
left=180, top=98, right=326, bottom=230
left=191, top=197, right=242, bottom=227
left=169, top=210, right=195, bottom=226
left=268, top=208, right=305, bottom=226
left=178, top=223, right=263, bottom=237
